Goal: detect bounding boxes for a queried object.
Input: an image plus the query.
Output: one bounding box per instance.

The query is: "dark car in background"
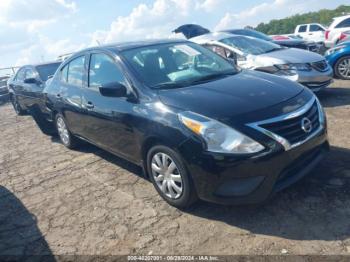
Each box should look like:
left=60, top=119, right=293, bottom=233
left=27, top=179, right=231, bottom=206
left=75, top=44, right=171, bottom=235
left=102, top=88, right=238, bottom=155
left=0, top=76, right=10, bottom=102
left=8, top=62, right=60, bottom=115
left=34, top=39, right=329, bottom=208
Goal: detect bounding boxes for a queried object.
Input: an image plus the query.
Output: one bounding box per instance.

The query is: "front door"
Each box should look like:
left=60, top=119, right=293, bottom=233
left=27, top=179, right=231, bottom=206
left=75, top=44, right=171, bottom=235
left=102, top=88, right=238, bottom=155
left=81, top=52, right=139, bottom=162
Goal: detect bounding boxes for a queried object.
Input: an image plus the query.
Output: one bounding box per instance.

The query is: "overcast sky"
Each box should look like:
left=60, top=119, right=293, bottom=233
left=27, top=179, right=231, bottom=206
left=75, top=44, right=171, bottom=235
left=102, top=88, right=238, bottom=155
left=0, top=0, right=347, bottom=68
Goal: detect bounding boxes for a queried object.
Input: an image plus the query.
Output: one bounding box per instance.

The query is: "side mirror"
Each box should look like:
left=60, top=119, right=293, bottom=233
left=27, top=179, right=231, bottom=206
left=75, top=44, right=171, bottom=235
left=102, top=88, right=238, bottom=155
left=99, top=82, right=127, bottom=97
left=24, top=78, right=40, bottom=84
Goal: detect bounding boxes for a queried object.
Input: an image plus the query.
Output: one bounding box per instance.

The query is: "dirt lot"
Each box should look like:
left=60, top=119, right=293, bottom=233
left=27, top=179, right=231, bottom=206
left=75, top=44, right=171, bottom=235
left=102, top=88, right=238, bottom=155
left=0, top=80, right=350, bottom=256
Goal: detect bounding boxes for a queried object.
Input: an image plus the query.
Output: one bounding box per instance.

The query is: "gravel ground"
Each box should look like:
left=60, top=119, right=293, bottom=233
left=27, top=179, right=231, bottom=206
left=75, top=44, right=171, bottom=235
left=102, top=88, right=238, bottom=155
left=0, top=80, right=350, bottom=256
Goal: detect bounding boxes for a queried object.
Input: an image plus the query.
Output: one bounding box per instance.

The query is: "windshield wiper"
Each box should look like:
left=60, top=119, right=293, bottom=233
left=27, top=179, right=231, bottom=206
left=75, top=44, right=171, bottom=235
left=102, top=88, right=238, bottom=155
left=264, top=47, right=284, bottom=53
left=153, top=82, right=189, bottom=90
left=189, top=72, right=236, bottom=85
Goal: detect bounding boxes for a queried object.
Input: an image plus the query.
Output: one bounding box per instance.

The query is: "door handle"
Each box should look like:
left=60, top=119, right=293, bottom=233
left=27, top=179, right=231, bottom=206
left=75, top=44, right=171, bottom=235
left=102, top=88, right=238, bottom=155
left=85, top=101, right=94, bottom=109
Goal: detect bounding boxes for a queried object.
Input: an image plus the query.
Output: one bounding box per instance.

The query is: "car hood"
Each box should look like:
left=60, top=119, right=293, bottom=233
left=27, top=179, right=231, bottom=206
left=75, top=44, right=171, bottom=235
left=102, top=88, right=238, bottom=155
left=273, top=39, right=306, bottom=45
left=256, top=48, right=325, bottom=65
left=157, top=70, right=304, bottom=121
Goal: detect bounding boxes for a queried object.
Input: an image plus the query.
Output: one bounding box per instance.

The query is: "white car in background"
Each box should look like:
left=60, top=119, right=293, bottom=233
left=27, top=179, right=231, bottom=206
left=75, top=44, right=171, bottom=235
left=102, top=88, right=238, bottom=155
left=325, top=15, right=350, bottom=47
left=191, top=32, right=333, bottom=92
left=295, top=23, right=326, bottom=43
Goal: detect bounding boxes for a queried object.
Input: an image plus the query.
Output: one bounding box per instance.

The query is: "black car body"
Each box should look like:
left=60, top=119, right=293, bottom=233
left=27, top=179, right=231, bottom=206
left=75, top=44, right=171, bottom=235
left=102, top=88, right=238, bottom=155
left=36, top=40, right=328, bottom=208
left=0, top=76, right=10, bottom=102
left=8, top=62, right=61, bottom=115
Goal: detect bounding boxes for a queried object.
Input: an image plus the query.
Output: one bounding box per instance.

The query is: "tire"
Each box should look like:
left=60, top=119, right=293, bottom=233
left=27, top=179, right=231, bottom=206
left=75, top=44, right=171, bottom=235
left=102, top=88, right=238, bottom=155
left=334, top=56, right=350, bottom=80
left=11, top=95, right=26, bottom=115
left=55, top=113, right=79, bottom=149
left=147, top=145, right=198, bottom=208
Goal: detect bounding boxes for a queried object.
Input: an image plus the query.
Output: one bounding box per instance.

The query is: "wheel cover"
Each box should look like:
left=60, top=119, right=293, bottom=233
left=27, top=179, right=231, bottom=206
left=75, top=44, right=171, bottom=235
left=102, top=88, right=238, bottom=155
left=338, top=58, right=350, bottom=78
left=56, top=117, right=70, bottom=145
left=151, top=152, right=183, bottom=199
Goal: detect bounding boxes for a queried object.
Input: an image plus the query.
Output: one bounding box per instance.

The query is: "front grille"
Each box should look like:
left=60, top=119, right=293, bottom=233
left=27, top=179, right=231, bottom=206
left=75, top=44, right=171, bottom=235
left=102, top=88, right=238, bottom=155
left=259, top=102, right=320, bottom=145
left=311, top=60, right=329, bottom=72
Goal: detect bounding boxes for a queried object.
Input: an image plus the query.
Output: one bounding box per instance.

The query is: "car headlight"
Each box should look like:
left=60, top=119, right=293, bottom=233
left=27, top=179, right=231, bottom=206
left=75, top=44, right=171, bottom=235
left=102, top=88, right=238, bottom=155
left=275, top=63, right=312, bottom=71
left=326, top=45, right=346, bottom=56
left=178, top=111, right=265, bottom=154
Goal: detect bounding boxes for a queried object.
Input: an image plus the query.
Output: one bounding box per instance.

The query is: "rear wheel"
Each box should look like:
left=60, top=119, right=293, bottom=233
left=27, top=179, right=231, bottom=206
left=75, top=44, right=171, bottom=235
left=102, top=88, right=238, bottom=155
left=11, top=95, right=25, bottom=115
left=334, top=56, right=350, bottom=80
left=147, top=145, right=197, bottom=208
left=55, top=114, right=79, bottom=149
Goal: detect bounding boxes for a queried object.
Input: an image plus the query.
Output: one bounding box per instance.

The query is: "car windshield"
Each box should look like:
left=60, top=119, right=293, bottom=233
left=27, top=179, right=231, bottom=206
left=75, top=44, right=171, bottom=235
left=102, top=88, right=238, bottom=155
left=121, top=42, right=238, bottom=89
left=220, top=36, right=284, bottom=55
left=36, top=62, right=61, bottom=81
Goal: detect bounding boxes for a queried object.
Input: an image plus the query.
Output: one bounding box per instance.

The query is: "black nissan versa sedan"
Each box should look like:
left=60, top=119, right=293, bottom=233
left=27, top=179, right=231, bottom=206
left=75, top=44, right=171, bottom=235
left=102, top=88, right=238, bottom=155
left=36, top=39, right=329, bottom=208
left=8, top=62, right=61, bottom=115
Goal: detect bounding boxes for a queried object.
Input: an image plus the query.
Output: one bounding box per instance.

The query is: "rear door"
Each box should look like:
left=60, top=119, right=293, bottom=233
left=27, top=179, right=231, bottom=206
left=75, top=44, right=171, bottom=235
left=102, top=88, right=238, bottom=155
left=81, top=51, right=139, bottom=161
left=12, top=68, right=27, bottom=108
left=22, top=67, right=44, bottom=108
left=55, top=55, right=88, bottom=136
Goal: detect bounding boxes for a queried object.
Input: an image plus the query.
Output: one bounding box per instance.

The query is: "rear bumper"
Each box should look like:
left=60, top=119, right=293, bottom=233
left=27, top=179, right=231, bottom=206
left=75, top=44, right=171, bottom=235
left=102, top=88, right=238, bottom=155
left=179, top=126, right=329, bottom=205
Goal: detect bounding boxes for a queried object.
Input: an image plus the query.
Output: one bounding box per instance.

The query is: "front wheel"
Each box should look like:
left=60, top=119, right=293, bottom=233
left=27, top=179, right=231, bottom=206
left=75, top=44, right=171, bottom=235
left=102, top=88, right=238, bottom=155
left=55, top=114, right=79, bottom=149
left=334, top=56, right=350, bottom=80
left=147, top=145, right=198, bottom=208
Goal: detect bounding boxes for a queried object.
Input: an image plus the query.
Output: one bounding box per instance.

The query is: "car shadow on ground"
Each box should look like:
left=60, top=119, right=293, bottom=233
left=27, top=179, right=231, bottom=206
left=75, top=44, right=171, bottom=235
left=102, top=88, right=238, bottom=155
left=184, top=145, right=350, bottom=241
left=318, top=86, right=350, bottom=108
left=51, top=136, right=146, bottom=180
left=0, top=186, right=55, bottom=259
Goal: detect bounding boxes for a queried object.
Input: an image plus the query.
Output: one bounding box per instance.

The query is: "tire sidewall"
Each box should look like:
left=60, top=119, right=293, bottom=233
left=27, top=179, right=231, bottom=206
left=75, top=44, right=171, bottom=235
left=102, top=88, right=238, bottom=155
left=147, top=145, right=197, bottom=208
left=335, top=56, right=350, bottom=80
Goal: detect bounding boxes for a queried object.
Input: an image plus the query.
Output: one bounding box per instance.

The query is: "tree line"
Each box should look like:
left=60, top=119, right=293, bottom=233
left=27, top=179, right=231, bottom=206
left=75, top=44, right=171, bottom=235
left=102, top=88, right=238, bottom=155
left=254, top=5, right=350, bottom=35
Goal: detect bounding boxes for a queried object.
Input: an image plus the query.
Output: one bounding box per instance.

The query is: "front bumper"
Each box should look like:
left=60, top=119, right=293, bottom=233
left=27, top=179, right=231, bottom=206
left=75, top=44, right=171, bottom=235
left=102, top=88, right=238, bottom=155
left=179, top=127, right=329, bottom=205
left=297, top=68, right=333, bottom=92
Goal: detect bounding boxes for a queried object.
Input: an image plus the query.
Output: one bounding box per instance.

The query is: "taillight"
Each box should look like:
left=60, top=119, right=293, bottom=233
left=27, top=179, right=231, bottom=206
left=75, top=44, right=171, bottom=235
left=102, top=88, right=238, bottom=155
left=339, top=32, right=347, bottom=41
left=325, top=30, right=330, bottom=40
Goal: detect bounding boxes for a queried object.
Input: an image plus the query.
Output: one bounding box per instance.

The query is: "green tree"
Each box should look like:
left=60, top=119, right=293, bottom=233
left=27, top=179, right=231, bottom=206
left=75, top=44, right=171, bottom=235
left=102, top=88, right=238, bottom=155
left=255, top=5, right=350, bottom=35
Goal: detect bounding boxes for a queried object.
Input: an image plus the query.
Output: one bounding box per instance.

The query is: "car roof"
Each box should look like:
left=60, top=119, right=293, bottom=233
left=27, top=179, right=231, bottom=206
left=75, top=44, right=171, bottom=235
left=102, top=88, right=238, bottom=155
left=80, top=39, right=189, bottom=53
left=21, top=61, right=61, bottom=69
left=333, top=14, right=350, bottom=20
left=191, top=32, right=240, bottom=43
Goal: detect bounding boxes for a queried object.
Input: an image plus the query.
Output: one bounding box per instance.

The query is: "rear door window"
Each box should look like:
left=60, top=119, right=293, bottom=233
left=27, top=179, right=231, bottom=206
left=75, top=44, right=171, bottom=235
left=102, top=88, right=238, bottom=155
left=67, top=56, right=85, bottom=86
